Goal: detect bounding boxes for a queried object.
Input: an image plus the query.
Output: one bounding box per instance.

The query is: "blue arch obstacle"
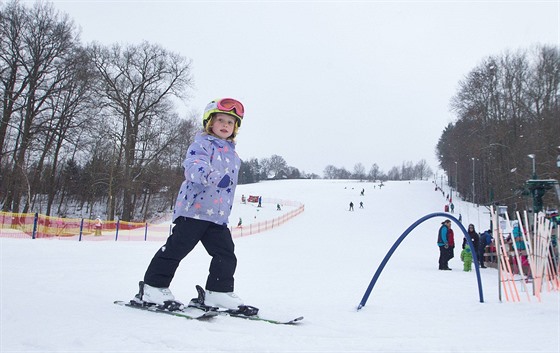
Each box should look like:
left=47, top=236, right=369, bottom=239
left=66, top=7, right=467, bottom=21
left=357, top=212, right=484, bottom=310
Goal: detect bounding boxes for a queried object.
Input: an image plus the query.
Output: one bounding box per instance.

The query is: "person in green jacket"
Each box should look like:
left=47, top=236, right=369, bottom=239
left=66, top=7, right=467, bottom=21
left=461, top=245, right=473, bottom=272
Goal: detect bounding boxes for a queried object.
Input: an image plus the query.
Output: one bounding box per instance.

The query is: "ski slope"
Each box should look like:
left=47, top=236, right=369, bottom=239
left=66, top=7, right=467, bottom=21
left=1, top=179, right=558, bottom=352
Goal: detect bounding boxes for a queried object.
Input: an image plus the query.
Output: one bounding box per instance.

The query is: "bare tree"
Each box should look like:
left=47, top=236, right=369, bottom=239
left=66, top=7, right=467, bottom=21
left=0, top=1, right=26, bottom=166
left=323, top=165, right=338, bottom=179
left=441, top=45, right=559, bottom=210
left=38, top=47, right=98, bottom=216
left=353, top=163, right=366, bottom=180
left=367, top=163, right=381, bottom=181
left=1, top=1, right=79, bottom=212
left=88, top=41, right=194, bottom=221
left=414, top=159, right=432, bottom=180
left=260, top=154, right=288, bottom=179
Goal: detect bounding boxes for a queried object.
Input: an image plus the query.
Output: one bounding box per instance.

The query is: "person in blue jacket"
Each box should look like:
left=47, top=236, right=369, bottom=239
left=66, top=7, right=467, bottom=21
left=437, top=219, right=452, bottom=270
left=136, top=98, right=246, bottom=310
left=512, top=223, right=526, bottom=251
left=479, top=230, right=493, bottom=268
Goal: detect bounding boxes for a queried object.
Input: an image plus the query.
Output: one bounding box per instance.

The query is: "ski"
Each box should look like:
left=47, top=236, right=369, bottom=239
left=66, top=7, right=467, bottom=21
left=114, top=300, right=218, bottom=320
left=220, top=310, right=304, bottom=325
left=189, top=285, right=304, bottom=325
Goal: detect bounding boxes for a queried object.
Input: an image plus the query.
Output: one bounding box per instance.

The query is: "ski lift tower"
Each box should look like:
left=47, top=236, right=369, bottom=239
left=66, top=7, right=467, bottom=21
left=524, top=154, right=560, bottom=213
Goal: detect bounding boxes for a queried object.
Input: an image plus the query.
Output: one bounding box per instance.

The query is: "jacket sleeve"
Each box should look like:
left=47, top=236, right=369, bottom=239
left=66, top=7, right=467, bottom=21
left=183, top=141, right=222, bottom=186
left=441, top=227, right=448, bottom=244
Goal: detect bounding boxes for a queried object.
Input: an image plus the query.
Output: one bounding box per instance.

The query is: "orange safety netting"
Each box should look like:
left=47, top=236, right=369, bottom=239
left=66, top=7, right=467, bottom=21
left=0, top=198, right=305, bottom=241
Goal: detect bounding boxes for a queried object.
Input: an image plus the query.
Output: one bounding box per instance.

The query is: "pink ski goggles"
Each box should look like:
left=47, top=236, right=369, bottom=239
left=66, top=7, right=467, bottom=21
left=216, top=98, right=244, bottom=118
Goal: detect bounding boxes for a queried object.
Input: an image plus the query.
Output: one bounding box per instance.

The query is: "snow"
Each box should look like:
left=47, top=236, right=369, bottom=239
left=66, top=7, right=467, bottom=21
left=1, top=179, right=559, bottom=352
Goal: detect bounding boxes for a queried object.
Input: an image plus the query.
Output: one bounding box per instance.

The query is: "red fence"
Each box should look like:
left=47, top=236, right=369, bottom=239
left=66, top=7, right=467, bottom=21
left=0, top=198, right=304, bottom=241
left=231, top=199, right=305, bottom=238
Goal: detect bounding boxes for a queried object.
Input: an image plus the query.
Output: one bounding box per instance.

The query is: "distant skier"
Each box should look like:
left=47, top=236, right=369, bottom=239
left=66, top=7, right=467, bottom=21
left=349, top=202, right=354, bottom=211
left=359, top=201, right=364, bottom=208
left=94, top=217, right=102, bottom=236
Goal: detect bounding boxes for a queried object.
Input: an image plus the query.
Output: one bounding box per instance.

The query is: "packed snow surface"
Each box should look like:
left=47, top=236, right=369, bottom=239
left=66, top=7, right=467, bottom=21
left=1, top=180, right=558, bottom=352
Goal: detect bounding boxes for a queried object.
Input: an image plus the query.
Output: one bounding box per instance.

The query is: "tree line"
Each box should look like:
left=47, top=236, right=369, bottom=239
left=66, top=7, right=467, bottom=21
left=0, top=1, right=303, bottom=221
left=0, top=1, right=201, bottom=221
left=323, top=160, right=433, bottom=181
left=437, top=45, right=559, bottom=213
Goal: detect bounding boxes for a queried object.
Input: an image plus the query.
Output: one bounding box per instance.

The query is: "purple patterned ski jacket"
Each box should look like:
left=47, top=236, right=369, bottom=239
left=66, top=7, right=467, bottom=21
left=173, top=132, right=241, bottom=226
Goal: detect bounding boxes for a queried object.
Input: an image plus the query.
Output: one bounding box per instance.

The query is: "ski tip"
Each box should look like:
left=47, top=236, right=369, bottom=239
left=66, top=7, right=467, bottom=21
left=292, top=316, right=304, bottom=324
left=264, top=315, right=304, bottom=325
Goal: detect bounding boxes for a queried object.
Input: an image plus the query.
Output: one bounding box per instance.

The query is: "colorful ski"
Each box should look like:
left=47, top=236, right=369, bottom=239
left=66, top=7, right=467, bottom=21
left=189, top=285, right=303, bottom=325
left=114, top=300, right=218, bottom=320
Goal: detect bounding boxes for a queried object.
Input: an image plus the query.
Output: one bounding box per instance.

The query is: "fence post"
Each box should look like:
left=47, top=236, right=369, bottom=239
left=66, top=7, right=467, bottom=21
left=79, top=218, right=84, bottom=241
left=32, top=212, right=38, bottom=239
left=115, top=219, right=120, bottom=241
left=144, top=222, right=148, bottom=241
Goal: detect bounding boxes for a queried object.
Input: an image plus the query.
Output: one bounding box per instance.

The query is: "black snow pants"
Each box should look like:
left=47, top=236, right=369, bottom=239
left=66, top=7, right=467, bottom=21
left=143, top=216, right=237, bottom=292
left=438, top=246, right=449, bottom=269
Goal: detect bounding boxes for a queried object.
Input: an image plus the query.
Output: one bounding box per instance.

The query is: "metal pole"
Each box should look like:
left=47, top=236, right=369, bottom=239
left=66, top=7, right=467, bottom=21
left=472, top=158, right=475, bottom=204
left=454, top=161, right=458, bottom=201
left=144, top=222, right=148, bottom=241
left=32, top=212, right=38, bottom=239
left=494, top=209, right=502, bottom=302
left=79, top=218, right=84, bottom=241
left=528, top=154, right=536, bottom=179
left=357, top=212, right=485, bottom=310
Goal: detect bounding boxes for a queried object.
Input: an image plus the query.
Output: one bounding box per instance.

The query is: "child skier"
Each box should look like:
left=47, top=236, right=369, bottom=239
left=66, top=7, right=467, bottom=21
left=461, top=245, right=473, bottom=272
left=135, top=98, right=246, bottom=310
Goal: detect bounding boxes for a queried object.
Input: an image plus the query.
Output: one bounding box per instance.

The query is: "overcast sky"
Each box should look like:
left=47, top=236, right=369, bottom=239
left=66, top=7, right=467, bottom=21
left=46, top=0, right=559, bottom=176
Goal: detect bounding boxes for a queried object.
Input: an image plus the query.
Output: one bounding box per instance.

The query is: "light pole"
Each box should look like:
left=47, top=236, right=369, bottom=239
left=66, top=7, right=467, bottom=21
left=471, top=157, right=476, bottom=204
left=528, top=154, right=536, bottom=179
left=454, top=161, right=458, bottom=190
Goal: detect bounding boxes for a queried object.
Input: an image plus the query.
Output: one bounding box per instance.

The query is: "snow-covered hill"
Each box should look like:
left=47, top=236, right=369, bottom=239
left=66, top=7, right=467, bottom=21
left=1, top=180, right=558, bottom=352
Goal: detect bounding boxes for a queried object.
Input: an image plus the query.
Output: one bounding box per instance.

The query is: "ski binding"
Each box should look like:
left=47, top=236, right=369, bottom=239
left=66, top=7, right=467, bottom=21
left=189, top=285, right=304, bottom=325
